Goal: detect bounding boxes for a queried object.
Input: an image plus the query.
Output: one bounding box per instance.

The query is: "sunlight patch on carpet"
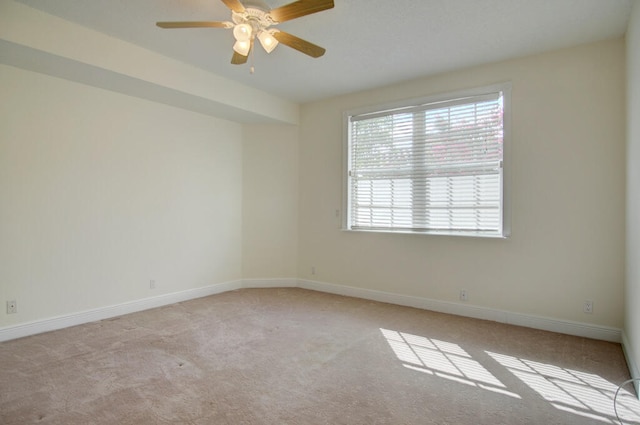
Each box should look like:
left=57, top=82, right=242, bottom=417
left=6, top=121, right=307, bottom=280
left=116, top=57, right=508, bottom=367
left=380, top=328, right=520, bottom=399
left=487, top=351, right=640, bottom=425
left=380, top=328, right=640, bottom=424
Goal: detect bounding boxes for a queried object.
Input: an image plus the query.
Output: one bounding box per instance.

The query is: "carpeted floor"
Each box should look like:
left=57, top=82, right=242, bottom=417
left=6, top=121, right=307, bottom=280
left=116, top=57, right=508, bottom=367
left=1, top=287, right=639, bottom=424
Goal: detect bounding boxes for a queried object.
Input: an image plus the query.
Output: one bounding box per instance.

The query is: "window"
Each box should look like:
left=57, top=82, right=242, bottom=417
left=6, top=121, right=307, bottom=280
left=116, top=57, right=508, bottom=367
left=344, top=84, right=510, bottom=237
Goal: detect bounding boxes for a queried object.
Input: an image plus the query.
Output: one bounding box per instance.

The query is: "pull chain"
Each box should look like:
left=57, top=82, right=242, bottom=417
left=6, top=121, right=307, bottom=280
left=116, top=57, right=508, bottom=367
left=250, top=40, right=255, bottom=74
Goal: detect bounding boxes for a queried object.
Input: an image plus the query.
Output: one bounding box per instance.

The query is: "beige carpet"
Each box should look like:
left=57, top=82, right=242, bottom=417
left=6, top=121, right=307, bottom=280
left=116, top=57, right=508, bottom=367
left=1, top=287, right=639, bottom=425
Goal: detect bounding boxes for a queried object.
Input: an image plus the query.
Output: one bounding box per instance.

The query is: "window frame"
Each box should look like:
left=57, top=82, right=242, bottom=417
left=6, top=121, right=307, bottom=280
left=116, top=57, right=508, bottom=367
left=342, top=82, right=512, bottom=238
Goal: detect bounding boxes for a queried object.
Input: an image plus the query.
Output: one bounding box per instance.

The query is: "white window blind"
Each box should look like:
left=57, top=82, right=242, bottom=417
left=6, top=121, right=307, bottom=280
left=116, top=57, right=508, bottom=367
left=347, top=90, right=506, bottom=236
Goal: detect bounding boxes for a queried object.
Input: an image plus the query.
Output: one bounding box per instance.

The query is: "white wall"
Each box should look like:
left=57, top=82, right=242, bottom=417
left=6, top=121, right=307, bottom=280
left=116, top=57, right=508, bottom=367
left=242, top=125, right=299, bottom=279
left=625, top=0, right=640, bottom=381
left=0, top=33, right=629, bottom=341
left=0, top=0, right=299, bottom=125
left=298, top=38, right=626, bottom=328
left=0, top=64, right=243, bottom=327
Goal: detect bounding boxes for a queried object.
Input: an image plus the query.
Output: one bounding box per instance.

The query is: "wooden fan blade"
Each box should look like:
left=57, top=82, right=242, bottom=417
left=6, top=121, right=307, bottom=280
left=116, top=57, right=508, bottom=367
left=273, top=31, right=326, bottom=58
left=221, top=0, right=246, bottom=13
left=269, top=0, right=334, bottom=23
left=231, top=51, right=249, bottom=64
left=156, top=21, right=231, bottom=29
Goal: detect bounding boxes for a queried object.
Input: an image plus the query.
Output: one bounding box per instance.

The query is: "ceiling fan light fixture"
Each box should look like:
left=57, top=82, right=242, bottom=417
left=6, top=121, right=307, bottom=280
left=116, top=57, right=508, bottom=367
left=157, top=0, right=335, bottom=65
left=258, top=30, right=278, bottom=53
left=233, top=23, right=252, bottom=41
left=233, top=39, right=251, bottom=56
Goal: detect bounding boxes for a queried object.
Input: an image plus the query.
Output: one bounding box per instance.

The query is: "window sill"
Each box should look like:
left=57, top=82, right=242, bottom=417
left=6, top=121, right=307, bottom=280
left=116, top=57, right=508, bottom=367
left=342, top=228, right=509, bottom=239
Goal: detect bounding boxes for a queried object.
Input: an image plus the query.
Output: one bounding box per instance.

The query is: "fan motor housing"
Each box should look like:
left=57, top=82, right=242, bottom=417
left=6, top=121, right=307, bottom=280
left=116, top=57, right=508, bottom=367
left=232, top=7, right=275, bottom=29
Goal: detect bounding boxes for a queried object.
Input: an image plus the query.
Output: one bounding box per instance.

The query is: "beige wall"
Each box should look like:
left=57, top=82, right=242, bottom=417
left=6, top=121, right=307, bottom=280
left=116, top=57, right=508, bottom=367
left=298, top=38, right=626, bottom=327
left=242, top=125, right=299, bottom=278
left=0, top=65, right=243, bottom=327
left=625, top=0, right=640, bottom=379
left=0, top=34, right=629, bottom=337
left=0, top=1, right=299, bottom=125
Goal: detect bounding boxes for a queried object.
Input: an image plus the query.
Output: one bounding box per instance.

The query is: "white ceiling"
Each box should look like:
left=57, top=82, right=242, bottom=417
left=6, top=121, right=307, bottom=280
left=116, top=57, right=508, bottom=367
left=14, top=0, right=633, bottom=103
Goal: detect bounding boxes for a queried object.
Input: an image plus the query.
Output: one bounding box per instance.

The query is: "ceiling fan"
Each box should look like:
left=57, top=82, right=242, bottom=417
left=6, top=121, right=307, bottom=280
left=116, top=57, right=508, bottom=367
left=156, top=0, right=334, bottom=66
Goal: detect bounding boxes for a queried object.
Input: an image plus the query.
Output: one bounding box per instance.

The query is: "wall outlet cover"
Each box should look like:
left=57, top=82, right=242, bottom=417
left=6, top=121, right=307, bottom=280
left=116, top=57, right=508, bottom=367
left=7, top=300, right=17, bottom=314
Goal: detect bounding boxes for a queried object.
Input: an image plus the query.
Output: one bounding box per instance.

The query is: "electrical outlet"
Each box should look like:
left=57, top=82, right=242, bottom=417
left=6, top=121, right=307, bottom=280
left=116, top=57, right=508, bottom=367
left=459, top=290, right=468, bottom=302
left=7, top=300, right=17, bottom=314
left=150, top=280, right=156, bottom=290
left=584, top=300, right=593, bottom=314
left=311, top=266, right=316, bottom=275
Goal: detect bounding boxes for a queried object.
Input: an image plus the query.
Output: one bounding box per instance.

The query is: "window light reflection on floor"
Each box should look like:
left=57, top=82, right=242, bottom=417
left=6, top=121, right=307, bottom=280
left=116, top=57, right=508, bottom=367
left=380, top=328, right=640, bottom=424
left=487, top=351, right=640, bottom=424
left=379, top=328, right=520, bottom=399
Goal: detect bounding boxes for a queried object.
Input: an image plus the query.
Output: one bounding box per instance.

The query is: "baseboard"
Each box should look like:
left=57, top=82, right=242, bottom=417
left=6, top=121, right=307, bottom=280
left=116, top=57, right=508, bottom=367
left=298, top=279, right=622, bottom=343
left=0, top=277, right=623, bottom=345
left=0, top=279, right=244, bottom=342
left=622, top=331, right=640, bottom=397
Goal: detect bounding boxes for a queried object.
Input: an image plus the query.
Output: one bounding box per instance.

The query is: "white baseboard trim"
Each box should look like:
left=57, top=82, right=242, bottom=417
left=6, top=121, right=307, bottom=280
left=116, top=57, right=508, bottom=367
left=298, top=279, right=622, bottom=343
left=0, top=277, right=622, bottom=345
left=0, top=279, right=243, bottom=342
left=622, top=331, right=640, bottom=397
